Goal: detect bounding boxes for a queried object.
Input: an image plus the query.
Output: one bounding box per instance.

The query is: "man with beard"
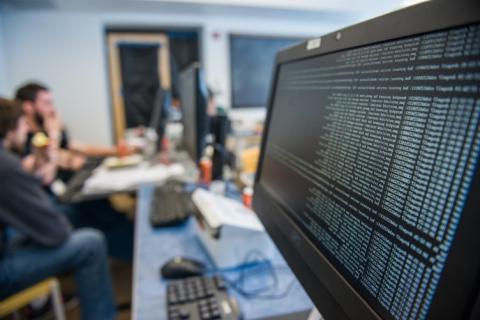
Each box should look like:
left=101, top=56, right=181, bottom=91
left=15, top=82, right=121, bottom=159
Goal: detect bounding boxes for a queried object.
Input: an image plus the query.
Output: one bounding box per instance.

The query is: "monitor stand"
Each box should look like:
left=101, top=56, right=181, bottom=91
left=264, top=308, right=323, bottom=320
left=307, top=308, right=324, bottom=320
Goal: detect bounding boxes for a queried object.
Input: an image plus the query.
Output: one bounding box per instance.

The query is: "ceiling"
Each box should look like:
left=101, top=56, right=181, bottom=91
left=0, top=0, right=426, bottom=23
left=0, top=0, right=415, bottom=16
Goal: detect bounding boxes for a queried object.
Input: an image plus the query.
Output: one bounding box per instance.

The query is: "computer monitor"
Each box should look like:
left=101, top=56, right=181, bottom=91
left=229, top=34, right=303, bottom=108
left=179, top=63, right=209, bottom=162
left=148, top=87, right=168, bottom=147
left=253, top=1, right=480, bottom=319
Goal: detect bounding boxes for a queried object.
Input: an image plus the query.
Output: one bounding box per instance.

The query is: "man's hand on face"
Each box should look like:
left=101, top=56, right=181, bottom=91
left=42, top=108, right=63, bottom=134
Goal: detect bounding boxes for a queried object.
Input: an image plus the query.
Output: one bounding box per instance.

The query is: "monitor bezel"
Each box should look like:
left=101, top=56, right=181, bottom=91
left=253, top=1, right=480, bottom=319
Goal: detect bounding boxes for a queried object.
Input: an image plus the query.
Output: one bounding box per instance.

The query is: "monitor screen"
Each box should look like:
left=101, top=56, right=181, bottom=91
left=230, top=35, right=302, bottom=108
left=254, top=5, right=480, bottom=320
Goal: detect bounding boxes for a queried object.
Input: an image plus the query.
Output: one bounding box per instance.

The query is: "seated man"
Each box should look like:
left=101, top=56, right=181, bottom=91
left=0, top=97, right=116, bottom=319
left=15, top=83, right=135, bottom=262
left=15, top=82, right=123, bottom=159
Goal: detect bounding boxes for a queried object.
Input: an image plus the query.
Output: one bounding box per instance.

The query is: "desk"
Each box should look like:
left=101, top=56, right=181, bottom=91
left=62, top=150, right=198, bottom=203
left=132, top=185, right=313, bottom=320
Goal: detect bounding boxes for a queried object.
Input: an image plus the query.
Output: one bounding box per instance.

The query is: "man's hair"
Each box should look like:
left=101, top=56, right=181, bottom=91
left=0, top=97, right=23, bottom=139
left=15, top=82, right=49, bottom=103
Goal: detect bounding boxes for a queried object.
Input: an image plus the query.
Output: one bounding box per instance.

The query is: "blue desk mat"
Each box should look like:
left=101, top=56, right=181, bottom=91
left=133, top=185, right=313, bottom=319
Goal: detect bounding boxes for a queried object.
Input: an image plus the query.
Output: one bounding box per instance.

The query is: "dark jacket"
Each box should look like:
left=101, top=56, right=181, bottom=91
left=0, top=143, right=71, bottom=252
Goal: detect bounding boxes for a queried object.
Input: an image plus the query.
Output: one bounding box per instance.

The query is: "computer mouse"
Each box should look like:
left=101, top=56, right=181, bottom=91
left=161, top=256, right=207, bottom=279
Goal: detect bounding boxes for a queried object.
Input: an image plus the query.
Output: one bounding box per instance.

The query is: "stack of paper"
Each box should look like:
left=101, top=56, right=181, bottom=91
left=83, top=163, right=184, bottom=192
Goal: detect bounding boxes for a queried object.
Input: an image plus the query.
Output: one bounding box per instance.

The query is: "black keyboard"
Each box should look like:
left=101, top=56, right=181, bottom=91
left=167, top=275, right=240, bottom=320
left=150, top=181, right=195, bottom=227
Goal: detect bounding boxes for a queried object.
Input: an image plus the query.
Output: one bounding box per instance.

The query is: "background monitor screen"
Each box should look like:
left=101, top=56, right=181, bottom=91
left=229, top=35, right=302, bottom=108
left=256, top=19, right=480, bottom=320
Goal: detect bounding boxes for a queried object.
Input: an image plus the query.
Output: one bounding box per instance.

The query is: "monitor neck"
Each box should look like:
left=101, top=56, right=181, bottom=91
left=307, top=308, right=323, bottom=320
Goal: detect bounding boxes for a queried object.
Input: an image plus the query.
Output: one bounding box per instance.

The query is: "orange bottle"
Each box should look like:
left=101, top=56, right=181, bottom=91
left=199, top=157, right=212, bottom=185
left=242, top=187, right=254, bottom=209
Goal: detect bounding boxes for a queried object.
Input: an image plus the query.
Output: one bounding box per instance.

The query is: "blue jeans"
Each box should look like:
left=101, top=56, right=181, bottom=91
left=0, top=228, right=116, bottom=320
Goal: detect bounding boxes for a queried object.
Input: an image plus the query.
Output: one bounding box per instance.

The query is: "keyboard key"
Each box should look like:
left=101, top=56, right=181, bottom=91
left=179, top=308, right=190, bottom=319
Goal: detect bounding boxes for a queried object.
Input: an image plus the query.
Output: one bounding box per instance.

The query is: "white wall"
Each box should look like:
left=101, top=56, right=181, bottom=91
left=0, top=11, right=7, bottom=96
left=1, top=9, right=352, bottom=145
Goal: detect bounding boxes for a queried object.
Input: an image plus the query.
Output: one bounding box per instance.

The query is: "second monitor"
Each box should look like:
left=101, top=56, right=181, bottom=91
left=179, top=63, right=209, bottom=163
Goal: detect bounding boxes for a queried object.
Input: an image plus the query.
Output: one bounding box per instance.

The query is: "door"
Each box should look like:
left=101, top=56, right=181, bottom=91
left=107, top=33, right=171, bottom=142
